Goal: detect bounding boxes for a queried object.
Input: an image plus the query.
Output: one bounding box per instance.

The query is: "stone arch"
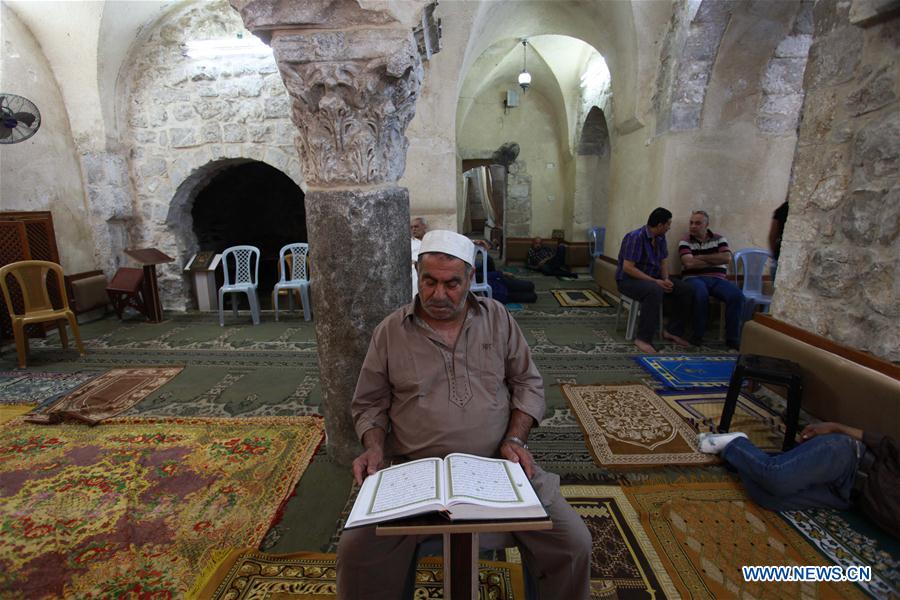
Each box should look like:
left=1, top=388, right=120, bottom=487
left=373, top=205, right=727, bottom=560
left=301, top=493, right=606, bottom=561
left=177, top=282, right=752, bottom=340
left=157, top=156, right=303, bottom=310
left=456, top=34, right=611, bottom=242
left=572, top=107, right=611, bottom=244
left=116, top=0, right=306, bottom=309
left=655, top=0, right=812, bottom=135
left=755, top=2, right=814, bottom=133
left=654, top=0, right=734, bottom=134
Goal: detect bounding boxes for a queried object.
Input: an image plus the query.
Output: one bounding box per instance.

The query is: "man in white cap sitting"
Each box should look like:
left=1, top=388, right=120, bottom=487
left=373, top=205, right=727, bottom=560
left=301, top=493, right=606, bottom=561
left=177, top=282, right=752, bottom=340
left=337, top=230, right=592, bottom=599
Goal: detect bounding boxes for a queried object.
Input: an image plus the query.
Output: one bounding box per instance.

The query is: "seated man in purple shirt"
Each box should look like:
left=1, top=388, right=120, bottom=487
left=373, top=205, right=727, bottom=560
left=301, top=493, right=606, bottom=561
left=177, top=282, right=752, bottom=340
left=678, top=210, right=744, bottom=349
left=615, top=207, right=693, bottom=354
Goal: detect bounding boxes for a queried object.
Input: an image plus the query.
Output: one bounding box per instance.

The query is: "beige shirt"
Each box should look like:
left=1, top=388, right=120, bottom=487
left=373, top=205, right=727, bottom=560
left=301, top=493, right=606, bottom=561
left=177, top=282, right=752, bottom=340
left=352, top=294, right=545, bottom=461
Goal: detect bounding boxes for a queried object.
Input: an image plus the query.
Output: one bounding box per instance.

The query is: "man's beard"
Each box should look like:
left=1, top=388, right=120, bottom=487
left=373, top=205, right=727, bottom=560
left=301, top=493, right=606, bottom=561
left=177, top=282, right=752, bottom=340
left=421, top=292, right=467, bottom=321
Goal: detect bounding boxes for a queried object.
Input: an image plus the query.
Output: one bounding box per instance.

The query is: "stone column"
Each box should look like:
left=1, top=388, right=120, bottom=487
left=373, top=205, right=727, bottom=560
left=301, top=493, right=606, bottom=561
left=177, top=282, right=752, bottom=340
left=773, top=0, right=899, bottom=361
left=231, top=1, right=424, bottom=464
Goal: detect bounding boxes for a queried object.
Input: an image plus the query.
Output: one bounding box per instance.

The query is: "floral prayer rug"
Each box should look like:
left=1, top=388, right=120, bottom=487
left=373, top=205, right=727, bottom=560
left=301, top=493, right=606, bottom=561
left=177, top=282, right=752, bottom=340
left=194, top=549, right=525, bottom=599
left=28, top=366, right=184, bottom=425
left=782, top=508, right=899, bottom=599
left=623, top=481, right=868, bottom=599
left=0, top=416, right=324, bottom=599
left=635, top=355, right=737, bottom=390
left=551, top=289, right=610, bottom=308
left=562, top=485, right=678, bottom=599
left=0, top=370, right=101, bottom=405
left=660, top=390, right=786, bottom=452
left=562, top=384, right=716, bottom=467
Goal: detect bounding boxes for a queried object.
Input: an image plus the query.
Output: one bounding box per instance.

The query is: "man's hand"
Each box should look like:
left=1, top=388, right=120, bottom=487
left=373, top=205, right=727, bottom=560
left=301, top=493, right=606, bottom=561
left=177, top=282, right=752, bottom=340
left=351, top=446, right=385, bottom=486
left=352, top=427, right=387, bottom=485
left=656, top=278, right=674, bottom=292
left=500, top=440, right=536, bottom=479
left=800, top=421, right=863, bottom=442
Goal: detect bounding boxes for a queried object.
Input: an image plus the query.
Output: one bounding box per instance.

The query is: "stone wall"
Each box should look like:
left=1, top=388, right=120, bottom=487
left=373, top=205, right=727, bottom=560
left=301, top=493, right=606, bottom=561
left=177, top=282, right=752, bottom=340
left=121, top=0, right=302, bottom=309
left=505, top=160, right=532, bottom=238
left=772, top=0, right=899, bottom=362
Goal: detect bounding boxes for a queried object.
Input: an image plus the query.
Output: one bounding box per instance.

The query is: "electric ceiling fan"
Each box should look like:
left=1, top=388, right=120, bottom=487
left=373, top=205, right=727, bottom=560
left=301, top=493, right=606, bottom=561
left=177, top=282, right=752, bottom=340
left=0, top=93, right=41, bottom=144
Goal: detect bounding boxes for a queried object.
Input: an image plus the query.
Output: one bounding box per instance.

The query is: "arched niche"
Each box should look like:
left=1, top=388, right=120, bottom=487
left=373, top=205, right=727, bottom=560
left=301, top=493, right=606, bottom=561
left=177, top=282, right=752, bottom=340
left=572, top=107, right=611, bottom=246
left=163, top=157, right=304, bottom=310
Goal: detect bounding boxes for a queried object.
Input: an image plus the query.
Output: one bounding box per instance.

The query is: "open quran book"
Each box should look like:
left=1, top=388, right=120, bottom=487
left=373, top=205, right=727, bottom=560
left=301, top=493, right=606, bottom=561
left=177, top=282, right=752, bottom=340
left=344, top=453, right=547, bottom=528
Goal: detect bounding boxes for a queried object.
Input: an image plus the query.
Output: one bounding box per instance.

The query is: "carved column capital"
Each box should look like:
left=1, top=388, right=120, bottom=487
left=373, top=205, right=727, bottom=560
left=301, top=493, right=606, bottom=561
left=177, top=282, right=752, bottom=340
left=271, top=28, right=423, bottom=186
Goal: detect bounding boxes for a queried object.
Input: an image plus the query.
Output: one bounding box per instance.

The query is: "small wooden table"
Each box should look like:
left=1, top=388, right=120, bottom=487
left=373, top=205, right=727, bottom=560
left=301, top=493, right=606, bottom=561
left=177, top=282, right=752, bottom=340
left=124, top=248, right=174, bottom=323
left=377, top=517, right=551, bottom=600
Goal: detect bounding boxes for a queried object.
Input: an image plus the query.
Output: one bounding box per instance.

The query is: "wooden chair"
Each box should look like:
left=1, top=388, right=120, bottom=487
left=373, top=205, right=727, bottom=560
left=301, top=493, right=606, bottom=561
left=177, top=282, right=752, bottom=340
left=0, top=260, right=85, bottom=368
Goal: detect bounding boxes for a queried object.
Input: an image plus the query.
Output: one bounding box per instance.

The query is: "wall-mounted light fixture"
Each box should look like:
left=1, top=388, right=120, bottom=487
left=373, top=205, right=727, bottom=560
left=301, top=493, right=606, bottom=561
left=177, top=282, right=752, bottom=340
left=518, top=39, right=532, bottom=92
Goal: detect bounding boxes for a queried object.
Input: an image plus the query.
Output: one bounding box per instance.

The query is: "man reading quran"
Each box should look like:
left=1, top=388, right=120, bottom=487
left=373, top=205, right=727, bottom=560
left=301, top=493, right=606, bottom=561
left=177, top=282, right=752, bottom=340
left=336, top=229, right=591, bottom=599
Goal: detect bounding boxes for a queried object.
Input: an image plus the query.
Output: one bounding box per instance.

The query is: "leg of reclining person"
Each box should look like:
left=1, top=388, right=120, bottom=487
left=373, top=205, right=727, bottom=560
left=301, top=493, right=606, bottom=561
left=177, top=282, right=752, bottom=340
left=720, top=434, right=859, bottom=511
left=336, top=525, right=419, bottom=599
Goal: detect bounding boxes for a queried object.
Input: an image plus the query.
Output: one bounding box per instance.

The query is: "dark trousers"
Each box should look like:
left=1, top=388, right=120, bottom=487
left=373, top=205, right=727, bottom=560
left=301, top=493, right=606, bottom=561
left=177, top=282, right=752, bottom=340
left=539, top=246, right=572, bottom=277
left=617, top=276, right=693, bottom=343
left=685, top=276, right=744, bottom=344
left=504, top=276, right=537, bottom=303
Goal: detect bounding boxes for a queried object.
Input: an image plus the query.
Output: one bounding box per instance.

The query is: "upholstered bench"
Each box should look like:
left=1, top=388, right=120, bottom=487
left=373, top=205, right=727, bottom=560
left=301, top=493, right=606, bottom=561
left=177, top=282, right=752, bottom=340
left=740, top=315, right=900, bottom=439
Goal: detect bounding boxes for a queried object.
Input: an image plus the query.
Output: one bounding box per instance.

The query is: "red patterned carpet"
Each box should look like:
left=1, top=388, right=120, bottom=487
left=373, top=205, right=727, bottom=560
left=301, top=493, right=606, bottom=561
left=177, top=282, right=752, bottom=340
left=0, top=416, right=323, bottom=598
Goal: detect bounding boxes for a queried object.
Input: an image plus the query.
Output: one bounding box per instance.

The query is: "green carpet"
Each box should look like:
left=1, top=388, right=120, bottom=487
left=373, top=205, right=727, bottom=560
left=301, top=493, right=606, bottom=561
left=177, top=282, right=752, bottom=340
left=2, top=273, right=893, bottom=597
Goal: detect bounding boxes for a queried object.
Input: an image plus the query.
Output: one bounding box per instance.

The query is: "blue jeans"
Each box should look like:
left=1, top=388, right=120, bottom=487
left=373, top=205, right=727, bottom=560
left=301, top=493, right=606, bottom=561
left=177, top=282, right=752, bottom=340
left=720, top=434, right=860, bottom=511
left=685, top=276, right=744, bottom=345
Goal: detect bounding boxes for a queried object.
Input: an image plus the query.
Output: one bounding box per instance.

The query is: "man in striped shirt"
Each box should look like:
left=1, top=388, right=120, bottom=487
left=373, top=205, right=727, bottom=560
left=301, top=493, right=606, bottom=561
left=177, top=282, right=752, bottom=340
left=678, top=210, right=744, bottom=349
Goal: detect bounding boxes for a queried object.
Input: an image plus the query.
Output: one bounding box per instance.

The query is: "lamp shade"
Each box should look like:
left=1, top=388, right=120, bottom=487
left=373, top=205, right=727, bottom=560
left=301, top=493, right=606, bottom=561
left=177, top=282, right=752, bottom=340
left=518, top=71, right=532, bottom=90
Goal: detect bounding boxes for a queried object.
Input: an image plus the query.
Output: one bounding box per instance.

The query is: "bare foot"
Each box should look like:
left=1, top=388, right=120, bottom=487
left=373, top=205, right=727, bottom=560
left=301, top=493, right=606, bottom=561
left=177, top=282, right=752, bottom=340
left=633, top=338, right=657, bottom=354
left=662, top=331, right=691, bottom=347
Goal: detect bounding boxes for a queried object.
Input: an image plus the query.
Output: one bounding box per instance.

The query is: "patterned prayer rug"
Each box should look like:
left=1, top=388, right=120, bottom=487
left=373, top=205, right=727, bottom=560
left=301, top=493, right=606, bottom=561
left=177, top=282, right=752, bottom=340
left=623, top=481, right=868, bottom=599
left=28, top=366, right=184, bottom=425
left=635, top=355, right=737, bottom=390
left=562, top=485, right=678, bottom=599
left=0, top=416, right=324, bottom=599
left=0, top=370, right=101, bottom=404
left=782, top=508, right=900, bottom=599
left=195, top=549, right=524, bottom=599
left=551, top=289, right=610, bottom=308
left=562, top=384, right=716, bottom=467
left=660, top=390, right=786, bottom=452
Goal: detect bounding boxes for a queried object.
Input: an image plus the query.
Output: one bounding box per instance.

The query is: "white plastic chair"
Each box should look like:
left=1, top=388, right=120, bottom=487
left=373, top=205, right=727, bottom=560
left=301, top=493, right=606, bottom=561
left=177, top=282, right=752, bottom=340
left=615, top=294, right=663, bottom=341
left=273, top=243, right=311, bottom=321
left=218, top=245, right=261, bottom=326
left=733, top=247, right=772, bottom=314
left=469, top=246, right=493, bottom=298
left=587, top=226, right=606, bottom=276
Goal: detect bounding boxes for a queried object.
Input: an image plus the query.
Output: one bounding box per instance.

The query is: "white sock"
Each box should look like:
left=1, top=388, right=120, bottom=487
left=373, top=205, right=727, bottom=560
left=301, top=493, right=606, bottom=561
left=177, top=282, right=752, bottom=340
left=697, top=432, right=748, bottom=454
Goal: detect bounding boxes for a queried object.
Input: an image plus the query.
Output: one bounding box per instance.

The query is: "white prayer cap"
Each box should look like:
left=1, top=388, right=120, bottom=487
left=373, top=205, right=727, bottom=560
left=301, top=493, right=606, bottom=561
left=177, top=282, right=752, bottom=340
left=418, top=230, right=475, bottom=267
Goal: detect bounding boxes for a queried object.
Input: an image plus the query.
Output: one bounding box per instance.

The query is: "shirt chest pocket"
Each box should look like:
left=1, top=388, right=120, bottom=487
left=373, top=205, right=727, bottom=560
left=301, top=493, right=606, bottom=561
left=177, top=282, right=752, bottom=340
left=474, top=340, right=506, bottom=397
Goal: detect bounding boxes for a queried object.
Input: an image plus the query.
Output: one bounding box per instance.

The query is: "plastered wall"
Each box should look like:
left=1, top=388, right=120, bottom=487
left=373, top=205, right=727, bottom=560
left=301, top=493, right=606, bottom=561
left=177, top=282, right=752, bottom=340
left=0, top=4, right=96, bottom=273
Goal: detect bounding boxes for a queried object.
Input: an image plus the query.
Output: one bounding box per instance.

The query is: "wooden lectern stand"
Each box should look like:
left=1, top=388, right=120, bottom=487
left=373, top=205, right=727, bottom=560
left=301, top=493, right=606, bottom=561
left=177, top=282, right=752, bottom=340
left=124, top=248, right=174, bottom=323
left=377, top=517, right=551, bottom=600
